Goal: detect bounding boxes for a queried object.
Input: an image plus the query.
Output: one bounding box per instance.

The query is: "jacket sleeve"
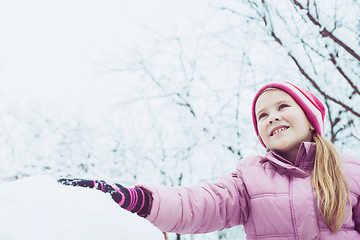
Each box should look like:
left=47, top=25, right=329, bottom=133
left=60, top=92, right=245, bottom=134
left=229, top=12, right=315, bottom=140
left=355, top=196, right=360, bottom=233
left=342, top=154, right=360, bottom=233
left=138, top=163, right=250, bottom=234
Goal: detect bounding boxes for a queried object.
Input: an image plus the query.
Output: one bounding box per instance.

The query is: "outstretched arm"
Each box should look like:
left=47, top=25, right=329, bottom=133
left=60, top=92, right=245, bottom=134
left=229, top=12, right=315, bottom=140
left=58, top=178, right=152, bottom=217
left=138, top=170, right=250, bottom=234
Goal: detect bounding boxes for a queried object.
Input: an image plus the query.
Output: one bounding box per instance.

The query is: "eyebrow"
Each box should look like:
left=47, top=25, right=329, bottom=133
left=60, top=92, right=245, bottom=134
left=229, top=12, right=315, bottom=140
left=256, top=99, right=291, bottom=116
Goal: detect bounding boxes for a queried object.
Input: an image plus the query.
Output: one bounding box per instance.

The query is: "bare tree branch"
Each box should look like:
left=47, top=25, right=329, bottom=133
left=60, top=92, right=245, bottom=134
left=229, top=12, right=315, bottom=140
left=292, top=0, right=360, bottom=62
left=328, top=52, right=360, bottom=96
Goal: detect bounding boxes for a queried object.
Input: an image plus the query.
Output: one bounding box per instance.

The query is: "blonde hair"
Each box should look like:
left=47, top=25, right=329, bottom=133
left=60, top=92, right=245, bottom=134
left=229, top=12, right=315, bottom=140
left=312, top=133, right=350, bottom=232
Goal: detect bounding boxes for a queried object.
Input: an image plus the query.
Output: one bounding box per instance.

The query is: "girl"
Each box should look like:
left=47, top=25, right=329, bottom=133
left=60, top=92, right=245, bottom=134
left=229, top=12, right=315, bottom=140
left=59, top=81, right=360, bottom=239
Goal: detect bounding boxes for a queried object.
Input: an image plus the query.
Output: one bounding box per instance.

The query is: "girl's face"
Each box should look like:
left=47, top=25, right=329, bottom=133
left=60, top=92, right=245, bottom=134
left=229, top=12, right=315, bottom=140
left=255, top=89, right=314, bottom=162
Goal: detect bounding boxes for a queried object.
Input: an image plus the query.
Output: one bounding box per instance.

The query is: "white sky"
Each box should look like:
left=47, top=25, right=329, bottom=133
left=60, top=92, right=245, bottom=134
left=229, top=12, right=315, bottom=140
left=0, top=0, right=211, bottom=116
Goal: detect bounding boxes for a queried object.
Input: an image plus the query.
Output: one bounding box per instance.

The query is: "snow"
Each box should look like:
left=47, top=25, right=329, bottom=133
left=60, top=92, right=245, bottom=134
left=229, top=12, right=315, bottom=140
left=0, top=175, right=164, bottom=240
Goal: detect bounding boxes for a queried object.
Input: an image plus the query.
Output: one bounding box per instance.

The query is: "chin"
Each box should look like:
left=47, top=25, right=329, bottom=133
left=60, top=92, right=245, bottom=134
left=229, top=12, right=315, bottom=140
left=270, top=144, right=297, bottom=153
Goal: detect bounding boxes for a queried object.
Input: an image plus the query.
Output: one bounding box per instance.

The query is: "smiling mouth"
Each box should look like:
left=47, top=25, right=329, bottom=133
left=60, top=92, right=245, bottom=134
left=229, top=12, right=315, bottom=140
left=271, top=127, right=289, bottom=136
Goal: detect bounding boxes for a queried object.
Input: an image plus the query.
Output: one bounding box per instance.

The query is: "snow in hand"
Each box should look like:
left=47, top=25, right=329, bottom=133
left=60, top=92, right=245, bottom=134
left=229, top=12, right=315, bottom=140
left=0, top=175, right=163, bottom=240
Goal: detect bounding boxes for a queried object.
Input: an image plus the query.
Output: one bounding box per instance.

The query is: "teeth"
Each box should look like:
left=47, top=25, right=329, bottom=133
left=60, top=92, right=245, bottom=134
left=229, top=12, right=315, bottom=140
left=272, top=127, right=288, bottom=136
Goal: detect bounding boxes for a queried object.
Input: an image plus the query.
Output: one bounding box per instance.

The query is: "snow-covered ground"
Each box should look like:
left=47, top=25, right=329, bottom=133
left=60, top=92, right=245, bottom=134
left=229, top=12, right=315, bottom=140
left=0, top=175, right=164, bottom=240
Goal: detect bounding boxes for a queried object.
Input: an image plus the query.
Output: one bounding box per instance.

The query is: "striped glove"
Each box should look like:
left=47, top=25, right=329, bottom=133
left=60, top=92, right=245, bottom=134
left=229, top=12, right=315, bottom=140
left=58, top=178, right=152, bottom=217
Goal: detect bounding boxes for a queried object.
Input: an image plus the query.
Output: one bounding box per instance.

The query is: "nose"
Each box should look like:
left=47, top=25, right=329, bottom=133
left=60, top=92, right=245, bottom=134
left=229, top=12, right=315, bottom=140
left=268, top=113, right=280, bottom=125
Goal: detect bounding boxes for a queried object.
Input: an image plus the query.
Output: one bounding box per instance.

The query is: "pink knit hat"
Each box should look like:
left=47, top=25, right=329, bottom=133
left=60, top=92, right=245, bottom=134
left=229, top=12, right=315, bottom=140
left=252, top=82, right=326, bottom=148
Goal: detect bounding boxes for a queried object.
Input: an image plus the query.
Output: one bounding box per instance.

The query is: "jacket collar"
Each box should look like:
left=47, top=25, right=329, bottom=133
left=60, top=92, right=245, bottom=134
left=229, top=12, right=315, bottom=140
left=265, top=142, right=316, bottom=177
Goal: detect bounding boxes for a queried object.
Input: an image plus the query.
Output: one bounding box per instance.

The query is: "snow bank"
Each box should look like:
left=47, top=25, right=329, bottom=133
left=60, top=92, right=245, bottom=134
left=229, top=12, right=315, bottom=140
left=0, top=175, right=163, bottom=240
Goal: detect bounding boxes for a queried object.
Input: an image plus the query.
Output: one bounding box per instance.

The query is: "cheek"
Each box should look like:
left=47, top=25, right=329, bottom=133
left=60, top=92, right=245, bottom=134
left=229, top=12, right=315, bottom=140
left=257, top=121, right=268, bottom=140
left=286, top=110, right=309, bottom=126
left=283, top=110, right=301, bottom=124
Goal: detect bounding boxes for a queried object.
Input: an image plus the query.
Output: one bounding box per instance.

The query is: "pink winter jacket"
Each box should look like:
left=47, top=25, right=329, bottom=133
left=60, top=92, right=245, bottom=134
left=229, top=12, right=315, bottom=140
left=141, top=142, right=360, bottom=239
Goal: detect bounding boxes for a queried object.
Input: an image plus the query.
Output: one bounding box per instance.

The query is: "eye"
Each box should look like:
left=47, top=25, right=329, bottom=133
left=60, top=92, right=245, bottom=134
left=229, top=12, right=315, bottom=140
left=258, top=112, right=268, bottom=120
left=278, top=103, right=289, bottom=110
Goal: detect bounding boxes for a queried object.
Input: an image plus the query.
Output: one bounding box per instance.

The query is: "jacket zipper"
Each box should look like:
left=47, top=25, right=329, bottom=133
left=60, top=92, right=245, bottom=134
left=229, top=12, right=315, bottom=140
left=289, top=174, right=299, bottom=240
